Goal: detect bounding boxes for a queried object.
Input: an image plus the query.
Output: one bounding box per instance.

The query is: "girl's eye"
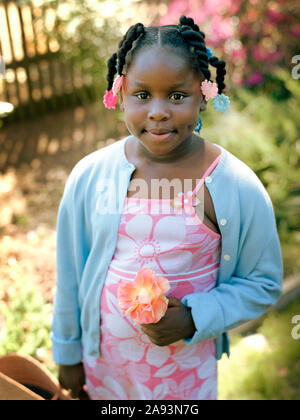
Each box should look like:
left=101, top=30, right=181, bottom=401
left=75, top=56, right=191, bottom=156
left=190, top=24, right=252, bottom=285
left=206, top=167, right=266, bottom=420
left=136, top=93, right=149, bottom=100
left=170, top=93, right=185, bottom=101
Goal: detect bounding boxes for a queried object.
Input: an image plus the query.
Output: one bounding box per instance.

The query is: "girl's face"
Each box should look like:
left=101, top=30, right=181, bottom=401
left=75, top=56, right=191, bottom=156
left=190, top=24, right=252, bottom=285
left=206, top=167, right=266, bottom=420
left=120, top=46, right=206, bottom=159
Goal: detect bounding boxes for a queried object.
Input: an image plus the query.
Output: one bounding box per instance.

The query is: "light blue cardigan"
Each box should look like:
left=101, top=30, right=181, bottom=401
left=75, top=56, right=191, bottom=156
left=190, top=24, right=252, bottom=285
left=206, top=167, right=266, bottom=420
left=51, top=136, right=283, bottom=365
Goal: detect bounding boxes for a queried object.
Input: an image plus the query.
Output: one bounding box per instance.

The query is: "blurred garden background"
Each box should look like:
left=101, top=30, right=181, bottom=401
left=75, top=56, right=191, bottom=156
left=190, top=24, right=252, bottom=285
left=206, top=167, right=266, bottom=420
left=0, top=0, right=299, bottom=400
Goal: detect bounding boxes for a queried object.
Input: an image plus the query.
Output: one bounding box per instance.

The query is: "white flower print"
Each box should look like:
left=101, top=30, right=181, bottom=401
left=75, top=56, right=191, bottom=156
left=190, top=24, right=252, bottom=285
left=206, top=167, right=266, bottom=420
left=102, top=289, right=171, bottom=367
left=197, top=356, right=217, bottom=379
left=95, top=375, right=129, bottom=400
left=84, top=344, right=152, bottom=399
left=105, top=313, right=171, bottom=366
left=128, top=383, right=153, bottom=400
left=113, top=214, right=194, bottom=274
left=163, top=373, right=196, bottom=400
left=154, top=343, right=203, bottom=378
left=197, top=377, right=217, bottom=400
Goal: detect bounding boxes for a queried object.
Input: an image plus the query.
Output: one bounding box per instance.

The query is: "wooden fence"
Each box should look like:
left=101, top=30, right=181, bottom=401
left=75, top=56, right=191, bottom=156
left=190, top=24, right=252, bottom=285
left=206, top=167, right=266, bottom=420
left=0, top=0, right=170, bottom=126
left=0, top=0, right=98, bottom=125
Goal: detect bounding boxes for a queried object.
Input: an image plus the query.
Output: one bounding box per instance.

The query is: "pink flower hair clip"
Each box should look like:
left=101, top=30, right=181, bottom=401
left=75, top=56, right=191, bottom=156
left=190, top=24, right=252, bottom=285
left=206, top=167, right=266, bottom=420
left=103, top=75, right=124, bottom=110
left=201, top=80, right=218, bottom=100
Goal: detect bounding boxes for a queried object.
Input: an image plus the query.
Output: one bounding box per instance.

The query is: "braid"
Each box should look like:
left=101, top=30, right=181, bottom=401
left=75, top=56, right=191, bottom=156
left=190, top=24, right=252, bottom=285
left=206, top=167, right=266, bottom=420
left=117, top=23, right=145, bottom=75
left=106, top=53, right=118, bottom=91
left=178, top=26, right=211, bottom=81
left=105, top=23, right=145, bottom=91
left=178, top=15, right=227, bottom=94
left=209, top=56, right=226, bottom=94
left=179, top=16, right=205, bottom=40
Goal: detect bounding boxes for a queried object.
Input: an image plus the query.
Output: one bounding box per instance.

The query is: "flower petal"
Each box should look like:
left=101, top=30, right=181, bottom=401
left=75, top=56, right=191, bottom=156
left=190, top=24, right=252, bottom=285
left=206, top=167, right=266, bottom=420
left=117, top=281, right=138, bottom=313
left=197, top=377, right=217, bottom=400
left=153, top=382, right=170, bottom=399
left=197, top=356, right=217, bottom=379
left=103, top=90, right=118, bottom=109
left=105, top=313, right=137, bottom=339
left=119, top=337, right=145, bottom=362
left=130, top=305, right=155, bottom=324
left=201, top=80, right=218, bottom=99
left=150, top=296, right=169, bottom=323
left=125, top=214, right=153, bottom=240
left=112, top=75, right=123, bottom=95
left=102, top=376, right=128, bottom=399
left=129, top=383, right=153, bottom=400
left=146, top=344, right=171, bottom=367
left=159, top=249, right=193, bottom=274
left=113, top=233, right=138, bottom=261
left=154, top=362, right=177, bottom=378
left=153, top=216, right=186, bottom=252
left=126, top=362, right=151, bottom=383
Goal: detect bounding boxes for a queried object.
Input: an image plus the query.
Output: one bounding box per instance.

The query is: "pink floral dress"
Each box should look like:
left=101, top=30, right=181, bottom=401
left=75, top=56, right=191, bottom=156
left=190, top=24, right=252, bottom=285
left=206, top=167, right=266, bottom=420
left=83, top=154, right=222, bottom=400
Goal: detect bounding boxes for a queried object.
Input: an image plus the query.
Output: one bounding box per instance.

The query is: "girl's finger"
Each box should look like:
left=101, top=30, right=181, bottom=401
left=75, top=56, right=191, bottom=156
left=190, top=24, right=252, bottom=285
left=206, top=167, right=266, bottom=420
left=167, top=296, right=182, bottom=307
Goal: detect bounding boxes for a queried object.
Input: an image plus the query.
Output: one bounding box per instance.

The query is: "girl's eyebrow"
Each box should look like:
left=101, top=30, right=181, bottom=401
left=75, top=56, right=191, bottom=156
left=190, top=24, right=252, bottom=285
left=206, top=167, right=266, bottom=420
left=131, top=81, right=190, bottom=89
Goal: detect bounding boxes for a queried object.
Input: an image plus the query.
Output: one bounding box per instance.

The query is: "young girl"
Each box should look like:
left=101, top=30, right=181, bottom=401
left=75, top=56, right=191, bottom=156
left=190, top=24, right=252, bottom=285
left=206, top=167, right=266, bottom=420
left=51, top=16, right=283, bottom=400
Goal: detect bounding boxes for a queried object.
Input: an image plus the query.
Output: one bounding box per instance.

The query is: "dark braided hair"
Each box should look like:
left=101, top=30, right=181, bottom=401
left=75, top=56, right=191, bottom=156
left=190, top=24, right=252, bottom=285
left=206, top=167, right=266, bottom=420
left=105, top=16, right=227, bottom=95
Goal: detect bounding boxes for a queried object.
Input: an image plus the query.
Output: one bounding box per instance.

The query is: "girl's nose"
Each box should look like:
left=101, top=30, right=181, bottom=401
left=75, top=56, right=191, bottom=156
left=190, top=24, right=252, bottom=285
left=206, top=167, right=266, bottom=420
left=148, top=100, right=170, bottom=121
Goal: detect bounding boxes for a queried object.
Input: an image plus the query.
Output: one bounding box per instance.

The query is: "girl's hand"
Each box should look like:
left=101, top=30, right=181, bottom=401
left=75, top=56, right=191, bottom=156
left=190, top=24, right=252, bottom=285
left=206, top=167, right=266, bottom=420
left=58, top=362, right=89, bottom=399
left=140, top=297, right=196, bottom=346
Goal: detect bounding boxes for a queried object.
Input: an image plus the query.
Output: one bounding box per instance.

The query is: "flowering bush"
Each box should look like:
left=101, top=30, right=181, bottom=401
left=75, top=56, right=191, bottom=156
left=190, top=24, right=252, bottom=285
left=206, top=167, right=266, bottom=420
left=159, top=0, right=300, bottom=90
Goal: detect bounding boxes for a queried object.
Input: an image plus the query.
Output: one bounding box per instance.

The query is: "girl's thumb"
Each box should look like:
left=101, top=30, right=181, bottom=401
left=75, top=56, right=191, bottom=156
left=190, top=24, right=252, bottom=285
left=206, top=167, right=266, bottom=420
left=167, top=296, right=182, bottom=307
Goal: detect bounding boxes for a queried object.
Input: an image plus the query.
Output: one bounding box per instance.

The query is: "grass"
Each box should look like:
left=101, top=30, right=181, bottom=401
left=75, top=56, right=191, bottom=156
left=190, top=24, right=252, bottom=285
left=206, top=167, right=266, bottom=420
left=0, top=272, right=56, bottom=375
left=218, top=298, right=300, bottom=400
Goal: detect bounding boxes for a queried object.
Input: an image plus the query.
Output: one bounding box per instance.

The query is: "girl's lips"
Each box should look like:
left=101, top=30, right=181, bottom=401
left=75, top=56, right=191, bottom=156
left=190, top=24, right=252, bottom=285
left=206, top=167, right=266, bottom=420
left=145, top=130, right=176, bottom=142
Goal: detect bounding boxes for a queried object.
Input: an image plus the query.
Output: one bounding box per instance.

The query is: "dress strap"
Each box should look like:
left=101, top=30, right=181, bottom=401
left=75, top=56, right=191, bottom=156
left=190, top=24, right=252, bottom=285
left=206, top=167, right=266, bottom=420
left=192, top=153, right=222, bottom=196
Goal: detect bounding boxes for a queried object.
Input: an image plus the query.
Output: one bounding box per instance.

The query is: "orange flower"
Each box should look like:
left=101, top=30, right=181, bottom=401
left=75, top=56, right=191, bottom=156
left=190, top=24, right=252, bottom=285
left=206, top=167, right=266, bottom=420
left=117, top=268, right=170, bottom=325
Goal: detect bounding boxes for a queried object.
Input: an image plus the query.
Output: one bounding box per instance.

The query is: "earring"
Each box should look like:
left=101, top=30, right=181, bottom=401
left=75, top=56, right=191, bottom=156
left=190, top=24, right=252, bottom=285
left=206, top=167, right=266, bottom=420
left=194, top=116, right=202, bottom=134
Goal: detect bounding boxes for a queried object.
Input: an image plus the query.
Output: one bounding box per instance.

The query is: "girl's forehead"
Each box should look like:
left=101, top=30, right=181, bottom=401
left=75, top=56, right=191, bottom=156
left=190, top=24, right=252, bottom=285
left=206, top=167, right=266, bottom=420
left=126, top=46, right=199, bottom=86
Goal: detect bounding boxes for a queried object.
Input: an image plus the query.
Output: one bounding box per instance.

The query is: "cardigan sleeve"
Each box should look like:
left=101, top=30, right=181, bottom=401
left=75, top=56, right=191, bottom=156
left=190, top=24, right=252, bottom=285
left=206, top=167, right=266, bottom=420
left=50, top=167, right=89, bottom=365
left=182, top=177, right=283, bottom=346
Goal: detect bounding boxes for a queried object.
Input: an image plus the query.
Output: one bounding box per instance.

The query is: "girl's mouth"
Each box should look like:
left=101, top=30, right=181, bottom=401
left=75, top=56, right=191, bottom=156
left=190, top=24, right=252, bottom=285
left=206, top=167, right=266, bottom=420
left=143, top=129, right=176, bottom=142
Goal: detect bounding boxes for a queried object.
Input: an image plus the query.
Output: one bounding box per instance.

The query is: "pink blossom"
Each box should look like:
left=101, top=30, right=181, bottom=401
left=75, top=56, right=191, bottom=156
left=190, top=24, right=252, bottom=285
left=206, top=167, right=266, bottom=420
left=267, top=9, right=285, bottom=24
left=117, top=268, right=170, bottom=325
left=252, top=47, right=284, bottom=64
left=240, top=22, right=256, bottom=36
left=267, top=51, right=284, bottom=64
left=103, top=90, right=118, bottom=110
left=232, top=47, right=246, bottom=61
left=211, top=16, right=234, bottom=43
left=252, top=47, right=269, bottom=62
left=246, top=71, right=265, bottom=86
